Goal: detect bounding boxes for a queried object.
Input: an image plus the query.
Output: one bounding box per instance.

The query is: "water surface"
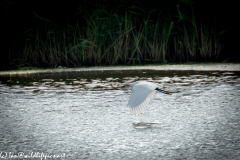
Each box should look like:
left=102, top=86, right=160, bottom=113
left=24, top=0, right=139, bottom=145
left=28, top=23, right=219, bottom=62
left=0, top=70, right=240, bottom=159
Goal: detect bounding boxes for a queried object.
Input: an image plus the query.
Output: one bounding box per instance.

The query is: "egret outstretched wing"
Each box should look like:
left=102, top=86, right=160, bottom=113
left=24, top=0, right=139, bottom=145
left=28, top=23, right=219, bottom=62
left=128, top=81, right=158, bottom=115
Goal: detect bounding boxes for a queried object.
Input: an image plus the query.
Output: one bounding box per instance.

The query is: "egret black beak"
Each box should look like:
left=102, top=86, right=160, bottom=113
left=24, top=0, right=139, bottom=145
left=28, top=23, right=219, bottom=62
left=155, top=88, right=171, bottom=95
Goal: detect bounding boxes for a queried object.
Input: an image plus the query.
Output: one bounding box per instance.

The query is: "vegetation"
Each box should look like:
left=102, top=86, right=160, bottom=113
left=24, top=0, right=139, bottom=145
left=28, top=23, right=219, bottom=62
left=2, top=0, right=235, bottom=70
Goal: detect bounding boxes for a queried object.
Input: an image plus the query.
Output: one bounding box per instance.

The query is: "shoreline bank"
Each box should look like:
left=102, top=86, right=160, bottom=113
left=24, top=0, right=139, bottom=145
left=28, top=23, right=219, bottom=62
left=0, top=63, right=239, bottom=76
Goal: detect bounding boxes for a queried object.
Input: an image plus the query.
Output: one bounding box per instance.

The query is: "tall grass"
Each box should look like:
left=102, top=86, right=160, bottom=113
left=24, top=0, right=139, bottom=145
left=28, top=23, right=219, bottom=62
left=7, top=4, right=223, bottom=69
left=174, top=4, right=222, bottom=62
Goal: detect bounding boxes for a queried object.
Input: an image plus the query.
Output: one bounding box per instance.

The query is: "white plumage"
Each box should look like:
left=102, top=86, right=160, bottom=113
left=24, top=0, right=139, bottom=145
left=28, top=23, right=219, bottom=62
left=128, top=81, right=169, bottom=115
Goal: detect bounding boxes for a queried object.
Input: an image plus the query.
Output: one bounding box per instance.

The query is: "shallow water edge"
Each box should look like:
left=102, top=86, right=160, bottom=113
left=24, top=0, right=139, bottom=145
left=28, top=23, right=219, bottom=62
left=0, top=63, right=239, bottom=76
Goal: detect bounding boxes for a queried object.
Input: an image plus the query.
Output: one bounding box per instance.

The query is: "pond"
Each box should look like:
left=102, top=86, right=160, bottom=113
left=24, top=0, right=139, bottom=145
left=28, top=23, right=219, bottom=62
left=0, top=70, right=240, bottom=159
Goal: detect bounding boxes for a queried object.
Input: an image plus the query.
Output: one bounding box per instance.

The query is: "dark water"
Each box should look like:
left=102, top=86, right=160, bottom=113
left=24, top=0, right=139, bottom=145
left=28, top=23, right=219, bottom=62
left=0, top=70, right=240, bottom=159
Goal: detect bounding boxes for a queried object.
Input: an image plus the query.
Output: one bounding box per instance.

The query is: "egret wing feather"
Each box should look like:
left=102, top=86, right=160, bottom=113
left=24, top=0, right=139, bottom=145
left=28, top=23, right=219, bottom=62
left=127, top=81, right=169, bottom=115
left=129, top=90, right=156, bottom=115
left=128, top=82, right=157, bottom=107
left=127, top=81, right=159, bottom=115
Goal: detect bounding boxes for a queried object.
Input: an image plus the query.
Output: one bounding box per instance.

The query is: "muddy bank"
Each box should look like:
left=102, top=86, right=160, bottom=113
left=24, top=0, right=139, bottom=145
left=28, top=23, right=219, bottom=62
left=0, top=63, right=239, bottom=76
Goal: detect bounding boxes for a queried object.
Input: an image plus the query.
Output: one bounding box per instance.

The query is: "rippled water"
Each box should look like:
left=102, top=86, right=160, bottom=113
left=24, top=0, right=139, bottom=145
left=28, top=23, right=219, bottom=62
left=0, top=70, right=240, bottom=159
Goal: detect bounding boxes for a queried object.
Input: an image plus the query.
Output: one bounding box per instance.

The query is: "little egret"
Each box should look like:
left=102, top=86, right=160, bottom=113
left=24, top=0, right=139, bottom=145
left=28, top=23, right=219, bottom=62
left=128, top=81, right=170, bottom=115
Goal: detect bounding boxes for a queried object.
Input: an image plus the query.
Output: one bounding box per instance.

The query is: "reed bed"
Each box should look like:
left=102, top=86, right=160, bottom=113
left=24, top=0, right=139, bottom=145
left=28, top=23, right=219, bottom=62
left=6, top=4, right=223, bottom=69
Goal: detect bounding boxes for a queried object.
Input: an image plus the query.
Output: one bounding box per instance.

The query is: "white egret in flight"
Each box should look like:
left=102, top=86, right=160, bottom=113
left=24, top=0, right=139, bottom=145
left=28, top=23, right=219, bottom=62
left=128, top=81, right=170, bottom=115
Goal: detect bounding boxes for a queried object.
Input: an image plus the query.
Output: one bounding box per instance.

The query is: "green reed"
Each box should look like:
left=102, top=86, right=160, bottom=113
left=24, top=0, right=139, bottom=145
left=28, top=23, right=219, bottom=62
left=7, top=3, right=223, bottom=69
left=175, top=4, right=222, bottom=62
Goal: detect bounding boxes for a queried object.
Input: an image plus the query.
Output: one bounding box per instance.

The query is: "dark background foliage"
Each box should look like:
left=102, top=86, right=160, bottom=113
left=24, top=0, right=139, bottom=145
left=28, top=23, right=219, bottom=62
left=1, top=0, right=239, bottom=70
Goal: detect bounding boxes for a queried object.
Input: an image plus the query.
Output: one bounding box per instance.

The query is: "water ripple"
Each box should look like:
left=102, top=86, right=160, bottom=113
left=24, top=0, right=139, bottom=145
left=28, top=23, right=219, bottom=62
left=0, top=71, right=240, bottom=159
